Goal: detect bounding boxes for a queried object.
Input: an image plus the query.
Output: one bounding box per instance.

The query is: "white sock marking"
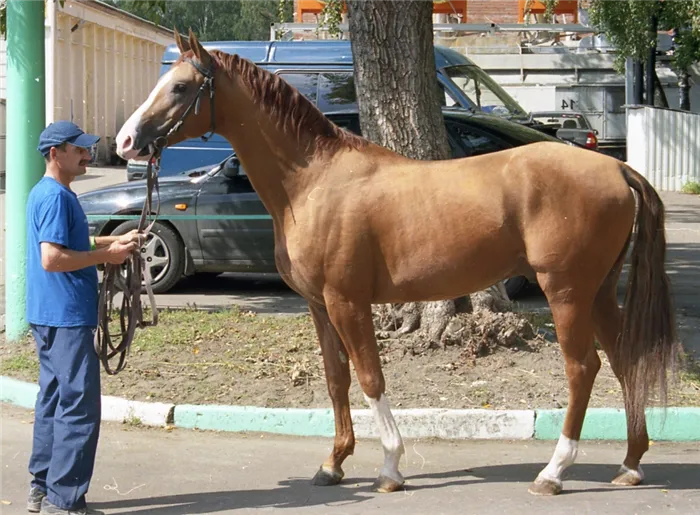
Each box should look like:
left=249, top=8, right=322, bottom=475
left=617, top=464, right=644, bottom=481
left=536, top=433, right=578, bottom=485
left=364, top=393, right=405, bottom=484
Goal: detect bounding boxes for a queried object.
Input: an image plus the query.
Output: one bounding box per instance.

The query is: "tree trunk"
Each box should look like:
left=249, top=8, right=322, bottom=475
left=346, top=0, right=509, bottom=344
left=679, top=69, right=691, bottom=110
left=633, top=59, right=645, bottom=104
left=645, top=12, right=658, bottom=106
left=347, top=0, right=450, bottom=160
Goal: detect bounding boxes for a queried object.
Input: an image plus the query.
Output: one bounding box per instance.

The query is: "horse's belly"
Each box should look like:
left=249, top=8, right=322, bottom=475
left=373, top=234, right=524, bottom=303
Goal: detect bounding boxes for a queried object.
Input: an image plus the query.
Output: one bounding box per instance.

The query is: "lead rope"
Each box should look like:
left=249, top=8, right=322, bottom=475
left=94, top=148, right=162, bottom=375
left=93, top=57, right=215, bottom=374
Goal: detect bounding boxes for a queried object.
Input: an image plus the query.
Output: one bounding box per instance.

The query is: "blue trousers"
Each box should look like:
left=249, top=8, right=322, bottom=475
left=29, top=325, right=101, bottom=511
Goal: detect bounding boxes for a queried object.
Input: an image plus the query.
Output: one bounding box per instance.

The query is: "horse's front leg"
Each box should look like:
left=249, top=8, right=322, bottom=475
left=325, top=293, right=406, bottom=493
left=308, top=303, right=355, bottom=486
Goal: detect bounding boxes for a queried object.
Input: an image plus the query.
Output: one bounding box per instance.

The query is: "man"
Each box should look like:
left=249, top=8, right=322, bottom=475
left=25, top=120, right=142, bottom=515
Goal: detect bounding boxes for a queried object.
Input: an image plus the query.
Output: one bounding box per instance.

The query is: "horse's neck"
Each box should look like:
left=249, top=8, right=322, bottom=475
left=217, top=89, right=319, bottom=222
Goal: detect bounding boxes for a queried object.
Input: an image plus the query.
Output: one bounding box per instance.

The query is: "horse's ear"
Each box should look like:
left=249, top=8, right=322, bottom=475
left=174, top=27, right=190, bottom=54
left=188, top=28, right=212, bottom=68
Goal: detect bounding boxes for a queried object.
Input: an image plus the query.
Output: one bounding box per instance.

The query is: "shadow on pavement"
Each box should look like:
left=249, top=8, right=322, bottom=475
left=93, top=462, right=700, bottom=514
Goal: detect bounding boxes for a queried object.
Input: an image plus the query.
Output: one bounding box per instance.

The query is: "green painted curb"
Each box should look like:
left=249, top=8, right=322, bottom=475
left=2, top=375, right=698, bottom=441
left=535, top=408, right=700, bottom=441
left=86, top=214, right=272, bottom=221
left=0, top=376, right=39, bottom=409
left=174, top=405, right=335, bottom=436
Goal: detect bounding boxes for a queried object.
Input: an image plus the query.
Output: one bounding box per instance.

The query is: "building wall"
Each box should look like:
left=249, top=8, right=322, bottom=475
left=466, top=1, right=520, bottom=23
left=0, top=0, right=173, bottom=165
left=49, top=1, right=173, bottom=164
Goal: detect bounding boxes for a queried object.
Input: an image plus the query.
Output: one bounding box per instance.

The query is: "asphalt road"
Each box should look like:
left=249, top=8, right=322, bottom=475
left=1, top=404, right=699, bottom=515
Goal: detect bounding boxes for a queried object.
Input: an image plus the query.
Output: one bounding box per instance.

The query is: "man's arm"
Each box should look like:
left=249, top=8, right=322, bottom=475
left=94, top=235, right=118, bottom=248
left=42, top=241, right=138, bottom=272
left=36, top=194, right=140, bottom=272
left=94, top=229, right=142, bottom=249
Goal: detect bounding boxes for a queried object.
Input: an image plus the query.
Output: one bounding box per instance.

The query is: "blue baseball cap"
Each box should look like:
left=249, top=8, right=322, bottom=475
left=37, top=120, right=100, bottom=157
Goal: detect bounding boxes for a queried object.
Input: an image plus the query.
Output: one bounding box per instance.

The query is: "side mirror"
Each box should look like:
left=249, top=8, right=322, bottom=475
left=221, top=158, right=240, bottom=178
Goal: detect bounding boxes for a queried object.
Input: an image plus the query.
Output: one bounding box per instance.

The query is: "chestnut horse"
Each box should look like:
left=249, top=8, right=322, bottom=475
left=116, top=30, right=677, bottom=496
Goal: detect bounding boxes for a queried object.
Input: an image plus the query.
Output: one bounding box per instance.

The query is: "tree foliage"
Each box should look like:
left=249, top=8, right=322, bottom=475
left=106, top=0, right=292, bottom=41
left=588, top=0, right=700, bottom=73
left=0, top=0, right=66, bottom=38
left=0, top=1, right=294, bottom=41
left=318, top=0, right=345, bottom=38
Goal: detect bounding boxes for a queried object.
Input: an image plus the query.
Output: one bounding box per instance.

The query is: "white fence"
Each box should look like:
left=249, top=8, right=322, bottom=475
left=0, top=99, right=4, bottom=190
left=626, top=105, right=700, bottom=191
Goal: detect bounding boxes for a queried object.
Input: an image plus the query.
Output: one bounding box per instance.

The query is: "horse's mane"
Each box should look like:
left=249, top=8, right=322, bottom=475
left=178, top=49, right=368, bottom=155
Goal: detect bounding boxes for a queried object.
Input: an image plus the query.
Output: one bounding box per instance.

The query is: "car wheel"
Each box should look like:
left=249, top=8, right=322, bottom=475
left=504, top=275, right=529, bottom=299
left=110, top=220, right=185, bottom=294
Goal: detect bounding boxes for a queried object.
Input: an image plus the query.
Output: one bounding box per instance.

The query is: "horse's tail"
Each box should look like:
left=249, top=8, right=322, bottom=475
left=618, top=164, right=679, bottom=434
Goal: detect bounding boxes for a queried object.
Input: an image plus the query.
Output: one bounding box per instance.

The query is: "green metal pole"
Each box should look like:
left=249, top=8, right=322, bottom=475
left=4, top=0, right=46, bottom=341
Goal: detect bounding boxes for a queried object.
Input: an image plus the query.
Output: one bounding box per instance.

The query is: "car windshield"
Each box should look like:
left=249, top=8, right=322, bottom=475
left=189, top=154, right=237, bottom=183
left=443, top=65, right=528, bottom=120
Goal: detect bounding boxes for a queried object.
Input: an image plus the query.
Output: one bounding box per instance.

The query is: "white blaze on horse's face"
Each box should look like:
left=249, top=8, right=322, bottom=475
left=115, top=69, right=176, bottom=161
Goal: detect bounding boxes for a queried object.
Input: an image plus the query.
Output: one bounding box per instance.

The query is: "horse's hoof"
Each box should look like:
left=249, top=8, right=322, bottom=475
left=372, top=474, right=404, bottom=493
left=612, top=465, right=644, bottom=486
left=311, top=465, right=344, bottom=486
left=528, top=477, right=562, bottom=496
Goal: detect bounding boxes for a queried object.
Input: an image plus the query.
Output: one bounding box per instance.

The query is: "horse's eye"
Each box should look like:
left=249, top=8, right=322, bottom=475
left=173, top=83, right=187, bottom=95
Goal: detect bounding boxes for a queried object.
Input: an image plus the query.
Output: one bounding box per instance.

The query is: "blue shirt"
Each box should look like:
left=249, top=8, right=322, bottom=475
left=26, top=176, right=98, bottom=327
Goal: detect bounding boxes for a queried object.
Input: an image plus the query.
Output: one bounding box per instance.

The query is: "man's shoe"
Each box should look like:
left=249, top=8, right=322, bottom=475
left=39, top=499, right=104, bottom=515
left=27, top=487, right=46, bottom=513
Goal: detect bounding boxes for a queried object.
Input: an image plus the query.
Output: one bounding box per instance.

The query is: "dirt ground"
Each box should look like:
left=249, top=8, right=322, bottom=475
left=1, top=307, right=699, bottom=410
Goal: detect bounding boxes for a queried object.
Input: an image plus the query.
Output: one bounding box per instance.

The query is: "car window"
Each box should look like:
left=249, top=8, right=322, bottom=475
left=329, top=116, right=362, bottom=136
left=448, top=122, right=505, bottom=157
left=278, top=73, right=319, bottom=104
left=606, top=89, right=626, bottom=114
left=446, top=133, right=463, bottom=158
left=318, top=72, right=358, bottom=111
left=437, top=82, right=460, bottom=108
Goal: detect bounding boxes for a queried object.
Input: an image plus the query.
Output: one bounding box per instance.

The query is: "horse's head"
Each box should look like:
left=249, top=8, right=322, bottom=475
left=116, top=29, right=217, bottom=161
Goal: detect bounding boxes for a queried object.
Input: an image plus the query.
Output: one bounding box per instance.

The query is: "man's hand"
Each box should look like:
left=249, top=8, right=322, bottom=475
left=41, top=239, right=138, bottom=272
left=118, top=229, right=145, bottom=247
left=105, top=241, right=139, bottom=265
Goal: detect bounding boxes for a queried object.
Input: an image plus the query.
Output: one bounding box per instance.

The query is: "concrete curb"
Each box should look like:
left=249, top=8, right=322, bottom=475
left=174, top=405, right=535, bottom=440
left=535, top=407, right=700, bottom=441
left=2, top=376, right=699, bottom=440
left=0, top=376, right=174, bottom=427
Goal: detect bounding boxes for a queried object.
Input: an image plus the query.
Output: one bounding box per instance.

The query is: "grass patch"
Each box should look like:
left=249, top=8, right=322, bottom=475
left=680, top=355, right=700, bottom=387
left=123, top=413, right=143, bottom=427
left=519, top=311, right=555, bottom=331
left=110, top=307, right=263, bottom=353
left=0, top=352, right=39, bottom=379
left=681, top=181, right=700, bottom=195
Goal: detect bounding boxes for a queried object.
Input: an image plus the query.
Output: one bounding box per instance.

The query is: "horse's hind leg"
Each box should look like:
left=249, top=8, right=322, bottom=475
left=325, top=293, right=405, bottom=493
left=308, top=303, right=355, bottom=486
left=592, top=278, right=647, bottom=486
left=530, top=274, right=600, bottom=496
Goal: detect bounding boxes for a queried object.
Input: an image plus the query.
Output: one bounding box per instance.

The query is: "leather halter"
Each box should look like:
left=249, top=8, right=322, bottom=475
left=157, top=55, right=217, bottom=149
